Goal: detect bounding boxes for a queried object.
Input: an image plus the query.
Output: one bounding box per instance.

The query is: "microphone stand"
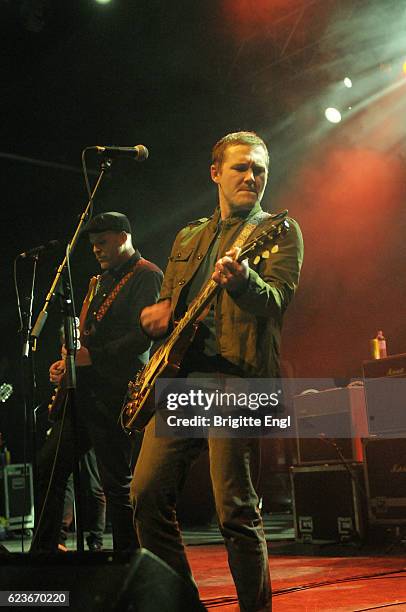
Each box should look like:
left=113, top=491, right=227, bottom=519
left=20, top=254, right=39, bottom=532
left=29, top=156, right=112, bottom=553
left=59, top=270, right=85, bottom=552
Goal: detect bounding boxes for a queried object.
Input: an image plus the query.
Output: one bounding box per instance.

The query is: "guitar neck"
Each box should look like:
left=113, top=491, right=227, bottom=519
left=174, top=278, right=219, bottom=337
left=78, top=276, right=98, bottom=333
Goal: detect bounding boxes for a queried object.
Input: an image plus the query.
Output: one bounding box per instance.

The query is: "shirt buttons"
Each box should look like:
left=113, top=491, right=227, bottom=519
left=197, top=253, right=203, bottom=260
left=178, top=279, right=185, bottom=286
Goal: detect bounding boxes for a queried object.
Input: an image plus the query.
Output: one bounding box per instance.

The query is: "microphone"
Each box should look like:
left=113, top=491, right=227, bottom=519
left=19, top=240, right=59, bottom=259
left=95, top=145, right=149, bottom=162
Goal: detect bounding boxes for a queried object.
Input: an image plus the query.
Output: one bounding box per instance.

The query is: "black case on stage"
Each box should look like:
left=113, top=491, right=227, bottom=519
left=0, top=463, right=34, bottom=530
left=363, top=438, right=406, bottom=524
left=290, top=463, right=366, bottom=543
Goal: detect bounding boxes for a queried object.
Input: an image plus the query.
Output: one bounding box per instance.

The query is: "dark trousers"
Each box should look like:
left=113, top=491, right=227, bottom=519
left=32, top=375, right=138, bottom=553
left=131, top=419, right=272, bottom=612
left=61, top=448, right=106, bottom=546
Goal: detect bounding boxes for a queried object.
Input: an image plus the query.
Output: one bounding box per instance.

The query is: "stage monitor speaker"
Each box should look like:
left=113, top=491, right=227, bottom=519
left=0, top=549, right=204, bottom=611
left=363, top=353, right=406, bottom=435
left=294, top=387, right=368, bottom=464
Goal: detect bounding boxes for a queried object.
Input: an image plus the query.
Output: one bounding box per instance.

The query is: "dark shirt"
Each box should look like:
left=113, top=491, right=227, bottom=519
left=83, top=251, right=163, bottom=394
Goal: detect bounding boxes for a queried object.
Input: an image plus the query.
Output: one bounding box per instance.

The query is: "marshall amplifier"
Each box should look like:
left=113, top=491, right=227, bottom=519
left=294, top=387, right=368, bottom=464
left=363, top=438, right=406, bottom=524
left=363, top=353, right=406, bottom=435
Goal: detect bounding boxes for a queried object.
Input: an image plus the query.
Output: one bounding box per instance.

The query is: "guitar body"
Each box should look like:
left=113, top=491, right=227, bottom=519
left=122, top=322, right=199, bottom=433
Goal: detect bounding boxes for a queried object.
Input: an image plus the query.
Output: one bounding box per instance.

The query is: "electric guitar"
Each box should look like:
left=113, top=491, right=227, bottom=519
left=121, top=212, right=290, bottom=434
left=48, top=276, right=98, bottom=420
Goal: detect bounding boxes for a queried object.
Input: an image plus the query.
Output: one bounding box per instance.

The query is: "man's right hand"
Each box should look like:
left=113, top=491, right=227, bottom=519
left=140, top=300, right=172, bottom=339
left=49, top=359, right=65, bottom=384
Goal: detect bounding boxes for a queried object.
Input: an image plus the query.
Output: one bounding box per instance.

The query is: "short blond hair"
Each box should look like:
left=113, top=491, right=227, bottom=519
left=211, top=131, right=269, bottom=169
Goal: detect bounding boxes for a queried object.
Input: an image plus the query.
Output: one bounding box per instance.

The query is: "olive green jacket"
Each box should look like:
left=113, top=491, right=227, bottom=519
left=160, top=203, right=304, bottom=377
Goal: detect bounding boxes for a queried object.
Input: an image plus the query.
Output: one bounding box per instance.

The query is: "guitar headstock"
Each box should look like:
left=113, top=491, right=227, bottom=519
left=238, top=211, right=290, bottom=261
left=0, top=383, right=13, bottom=403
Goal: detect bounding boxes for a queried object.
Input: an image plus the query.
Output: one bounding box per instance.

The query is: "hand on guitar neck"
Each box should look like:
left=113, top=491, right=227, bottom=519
left=211, top=246, right=249, bottom=292
left=60, top=344, right=92, bottom=366
left=49, top=359, right=65, bottom=385
left=49, top=347, right=92, bottom=384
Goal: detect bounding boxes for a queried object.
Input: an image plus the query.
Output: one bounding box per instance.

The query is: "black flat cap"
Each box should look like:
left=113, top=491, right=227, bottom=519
left=82, top=211, right=132, bottom=235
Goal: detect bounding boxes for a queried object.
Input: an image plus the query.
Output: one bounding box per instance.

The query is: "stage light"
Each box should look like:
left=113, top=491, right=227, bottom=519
left=324, top=107, right=342, bottom=123
left=343, top=77, right=353, bottom=88
left=94, top=0, right=112, bottom=4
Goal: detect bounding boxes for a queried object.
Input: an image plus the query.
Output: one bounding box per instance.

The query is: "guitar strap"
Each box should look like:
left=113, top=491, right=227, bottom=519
left=94, top=258, right=142, bottom=323
left=226, top=210, right=271, bottom=253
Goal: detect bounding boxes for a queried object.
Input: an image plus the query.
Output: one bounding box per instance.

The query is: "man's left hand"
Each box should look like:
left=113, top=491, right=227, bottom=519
left=212, top=247, right=249, bottom=293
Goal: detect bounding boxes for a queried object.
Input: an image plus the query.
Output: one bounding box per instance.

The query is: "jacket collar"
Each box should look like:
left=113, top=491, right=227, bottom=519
left=209, top=202, right=263, bottom=232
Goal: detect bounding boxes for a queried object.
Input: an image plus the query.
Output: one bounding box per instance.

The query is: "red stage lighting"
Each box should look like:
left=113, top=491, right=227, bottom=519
left=222, top=0, right=304, bottom=37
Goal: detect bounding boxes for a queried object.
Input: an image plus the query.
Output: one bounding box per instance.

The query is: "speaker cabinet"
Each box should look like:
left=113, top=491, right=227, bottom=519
left=364, top=438, right=406, bottom=524
left=294, top=387, right=368, bottom=464
left=0, top=549, right=204, bottom=611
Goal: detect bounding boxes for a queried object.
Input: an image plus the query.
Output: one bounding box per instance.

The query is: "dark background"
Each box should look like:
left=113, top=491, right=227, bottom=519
left=1, top=0, right=405, bottom=460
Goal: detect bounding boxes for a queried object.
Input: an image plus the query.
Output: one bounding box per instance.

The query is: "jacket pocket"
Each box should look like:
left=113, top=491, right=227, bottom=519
left=169, top=247, right=194, bottom=263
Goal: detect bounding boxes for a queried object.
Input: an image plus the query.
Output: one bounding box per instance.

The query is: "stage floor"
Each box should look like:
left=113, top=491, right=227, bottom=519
left=2, top=514, right=406, bottom=611
left=189, top=544, right=406, bottom=611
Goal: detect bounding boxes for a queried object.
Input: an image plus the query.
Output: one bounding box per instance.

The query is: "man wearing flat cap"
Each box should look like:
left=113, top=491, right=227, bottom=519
left=32, top=212, right=163, bottom=553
